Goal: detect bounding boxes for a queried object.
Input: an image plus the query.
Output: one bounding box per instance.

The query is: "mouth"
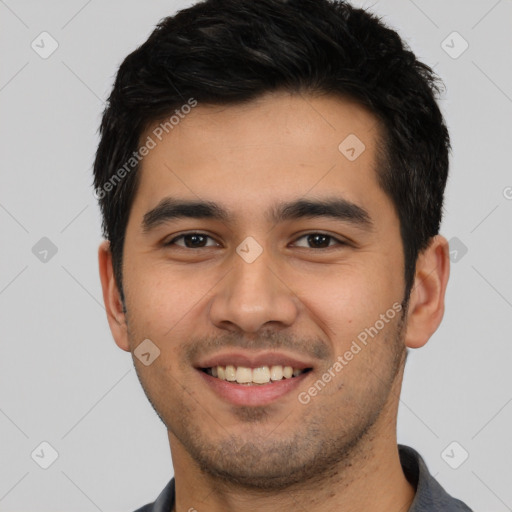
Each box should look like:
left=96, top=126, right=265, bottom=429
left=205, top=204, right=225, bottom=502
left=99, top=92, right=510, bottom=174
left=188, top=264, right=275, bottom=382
left=195, top=353, right=315, bottom=406
left=201, top=364, right=313, bottom=385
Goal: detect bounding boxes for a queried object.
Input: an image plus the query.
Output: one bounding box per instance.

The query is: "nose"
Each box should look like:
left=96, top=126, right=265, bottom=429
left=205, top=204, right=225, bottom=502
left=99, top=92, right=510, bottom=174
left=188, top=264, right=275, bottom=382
left=208, top=246, right=300, bottom=334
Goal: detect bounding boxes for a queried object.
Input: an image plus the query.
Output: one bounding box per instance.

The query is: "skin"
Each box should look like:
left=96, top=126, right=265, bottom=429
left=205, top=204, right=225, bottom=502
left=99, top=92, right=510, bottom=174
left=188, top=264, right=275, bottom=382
left=98, top=91, right=450, bottom=512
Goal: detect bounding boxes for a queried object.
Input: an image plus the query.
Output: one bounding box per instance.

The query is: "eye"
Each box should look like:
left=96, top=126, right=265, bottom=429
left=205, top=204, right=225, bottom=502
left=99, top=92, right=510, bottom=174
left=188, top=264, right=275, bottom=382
left=163, top=232, right=346, bottom=250
left=292, top=233, right=346, bottom=249
left=164, top=232, right=220, bottom=249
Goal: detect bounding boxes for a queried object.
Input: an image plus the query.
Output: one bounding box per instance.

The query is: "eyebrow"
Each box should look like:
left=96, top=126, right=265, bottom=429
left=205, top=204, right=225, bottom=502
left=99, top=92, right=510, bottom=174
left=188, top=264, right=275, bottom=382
left=142, top=196, right=374, bottom=233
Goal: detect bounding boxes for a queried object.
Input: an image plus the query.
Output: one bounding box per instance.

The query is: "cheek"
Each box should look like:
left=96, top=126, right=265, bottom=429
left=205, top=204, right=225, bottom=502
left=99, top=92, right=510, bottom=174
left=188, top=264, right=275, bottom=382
left=290, top=257, right=403, bottom=347
left=124, top=258, right=213, bottom=336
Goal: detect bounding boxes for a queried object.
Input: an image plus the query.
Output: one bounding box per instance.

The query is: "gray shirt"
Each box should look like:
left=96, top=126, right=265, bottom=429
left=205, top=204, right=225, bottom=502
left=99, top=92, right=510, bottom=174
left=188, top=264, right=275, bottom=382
left=133, top=444, right=473, bottom=511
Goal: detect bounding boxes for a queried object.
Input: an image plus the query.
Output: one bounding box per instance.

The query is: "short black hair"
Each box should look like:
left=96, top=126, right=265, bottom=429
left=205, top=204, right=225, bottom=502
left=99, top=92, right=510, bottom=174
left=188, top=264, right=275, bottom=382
left=93, top=0, right=450, bottom=304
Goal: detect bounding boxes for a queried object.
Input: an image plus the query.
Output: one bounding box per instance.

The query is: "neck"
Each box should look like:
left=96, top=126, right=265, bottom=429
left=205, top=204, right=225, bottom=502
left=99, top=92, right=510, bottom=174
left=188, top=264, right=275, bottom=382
left=169, top=418, right=414, bottom=512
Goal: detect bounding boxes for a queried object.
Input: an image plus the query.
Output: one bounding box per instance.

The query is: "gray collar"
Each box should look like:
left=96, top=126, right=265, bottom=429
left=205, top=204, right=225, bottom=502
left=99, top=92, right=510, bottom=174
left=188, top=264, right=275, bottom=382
left=399, top=444, right=473, bottom=511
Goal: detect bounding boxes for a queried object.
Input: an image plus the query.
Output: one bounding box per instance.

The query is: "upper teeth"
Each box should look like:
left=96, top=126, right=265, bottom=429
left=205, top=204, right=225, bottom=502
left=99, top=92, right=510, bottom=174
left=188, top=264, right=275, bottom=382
left=207, top=365, right=305, bottom=384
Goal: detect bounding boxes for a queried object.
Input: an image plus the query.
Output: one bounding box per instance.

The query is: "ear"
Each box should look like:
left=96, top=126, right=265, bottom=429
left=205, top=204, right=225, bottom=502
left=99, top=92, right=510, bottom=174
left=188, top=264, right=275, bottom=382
left=98, top=240, right=130, bottom=352
left=404, top=235, right=450, bottom=349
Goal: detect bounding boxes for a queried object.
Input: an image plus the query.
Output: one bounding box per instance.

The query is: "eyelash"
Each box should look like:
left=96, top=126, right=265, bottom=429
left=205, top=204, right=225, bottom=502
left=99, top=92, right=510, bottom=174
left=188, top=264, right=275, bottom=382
left=164, top=232, right=348, bottom=249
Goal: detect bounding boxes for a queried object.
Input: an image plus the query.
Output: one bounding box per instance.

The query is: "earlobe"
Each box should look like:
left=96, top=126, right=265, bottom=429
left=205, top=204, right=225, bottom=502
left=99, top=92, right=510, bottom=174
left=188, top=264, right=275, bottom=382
left=98, top=240, right=131, bottom=352
left=404, top=235, right=450, bottom=349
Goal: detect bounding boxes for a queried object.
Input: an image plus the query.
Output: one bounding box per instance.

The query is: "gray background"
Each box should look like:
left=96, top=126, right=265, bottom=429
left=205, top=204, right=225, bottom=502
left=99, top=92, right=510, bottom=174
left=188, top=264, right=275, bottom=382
left=1, top=0, right=511, bottom=510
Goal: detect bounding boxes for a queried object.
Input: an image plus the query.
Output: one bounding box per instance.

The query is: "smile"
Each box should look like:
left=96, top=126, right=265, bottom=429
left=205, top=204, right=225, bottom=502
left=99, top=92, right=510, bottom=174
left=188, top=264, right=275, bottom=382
left=202, top=365, right=312, bottom=385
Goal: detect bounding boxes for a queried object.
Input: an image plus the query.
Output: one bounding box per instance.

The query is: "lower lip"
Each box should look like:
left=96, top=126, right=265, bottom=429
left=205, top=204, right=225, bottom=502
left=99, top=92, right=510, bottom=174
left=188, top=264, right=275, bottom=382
left=197, top=369, right=310, bottom=406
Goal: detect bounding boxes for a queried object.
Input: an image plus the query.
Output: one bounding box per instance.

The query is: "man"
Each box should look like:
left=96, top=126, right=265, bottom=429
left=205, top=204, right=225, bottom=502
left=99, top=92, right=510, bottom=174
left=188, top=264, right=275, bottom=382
left=94, top=0, right=473, bottom=510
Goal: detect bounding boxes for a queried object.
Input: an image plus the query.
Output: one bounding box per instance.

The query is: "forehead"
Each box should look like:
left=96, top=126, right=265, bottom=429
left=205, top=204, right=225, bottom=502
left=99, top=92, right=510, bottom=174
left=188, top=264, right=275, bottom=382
left=132, top=92, right=390, bottom=226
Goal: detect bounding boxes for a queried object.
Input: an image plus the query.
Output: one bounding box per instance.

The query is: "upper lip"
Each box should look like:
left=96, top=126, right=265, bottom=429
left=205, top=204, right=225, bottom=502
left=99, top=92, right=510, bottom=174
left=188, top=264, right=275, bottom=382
left=195, top=350, right=315, bottom=370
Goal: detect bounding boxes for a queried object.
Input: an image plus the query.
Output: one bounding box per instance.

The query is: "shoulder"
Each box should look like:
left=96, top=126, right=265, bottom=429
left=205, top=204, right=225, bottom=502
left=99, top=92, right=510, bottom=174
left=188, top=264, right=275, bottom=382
left=399, top=444, right=474, bottom=511
left=131, top=478, right=175, bottom=512
left=132, top=506, right=154, bottom=512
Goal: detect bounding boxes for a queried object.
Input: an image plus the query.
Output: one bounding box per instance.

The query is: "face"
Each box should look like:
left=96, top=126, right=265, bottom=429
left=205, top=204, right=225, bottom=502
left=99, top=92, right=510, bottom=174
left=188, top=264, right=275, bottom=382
left=115, top=92, right=410, bottom=489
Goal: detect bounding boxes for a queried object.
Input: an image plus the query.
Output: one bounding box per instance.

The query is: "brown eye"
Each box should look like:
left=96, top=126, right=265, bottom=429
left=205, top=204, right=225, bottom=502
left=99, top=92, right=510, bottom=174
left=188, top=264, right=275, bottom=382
left=293, top=233, right=345, bottom=249
left=165, top=233, right=219, bottom=248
